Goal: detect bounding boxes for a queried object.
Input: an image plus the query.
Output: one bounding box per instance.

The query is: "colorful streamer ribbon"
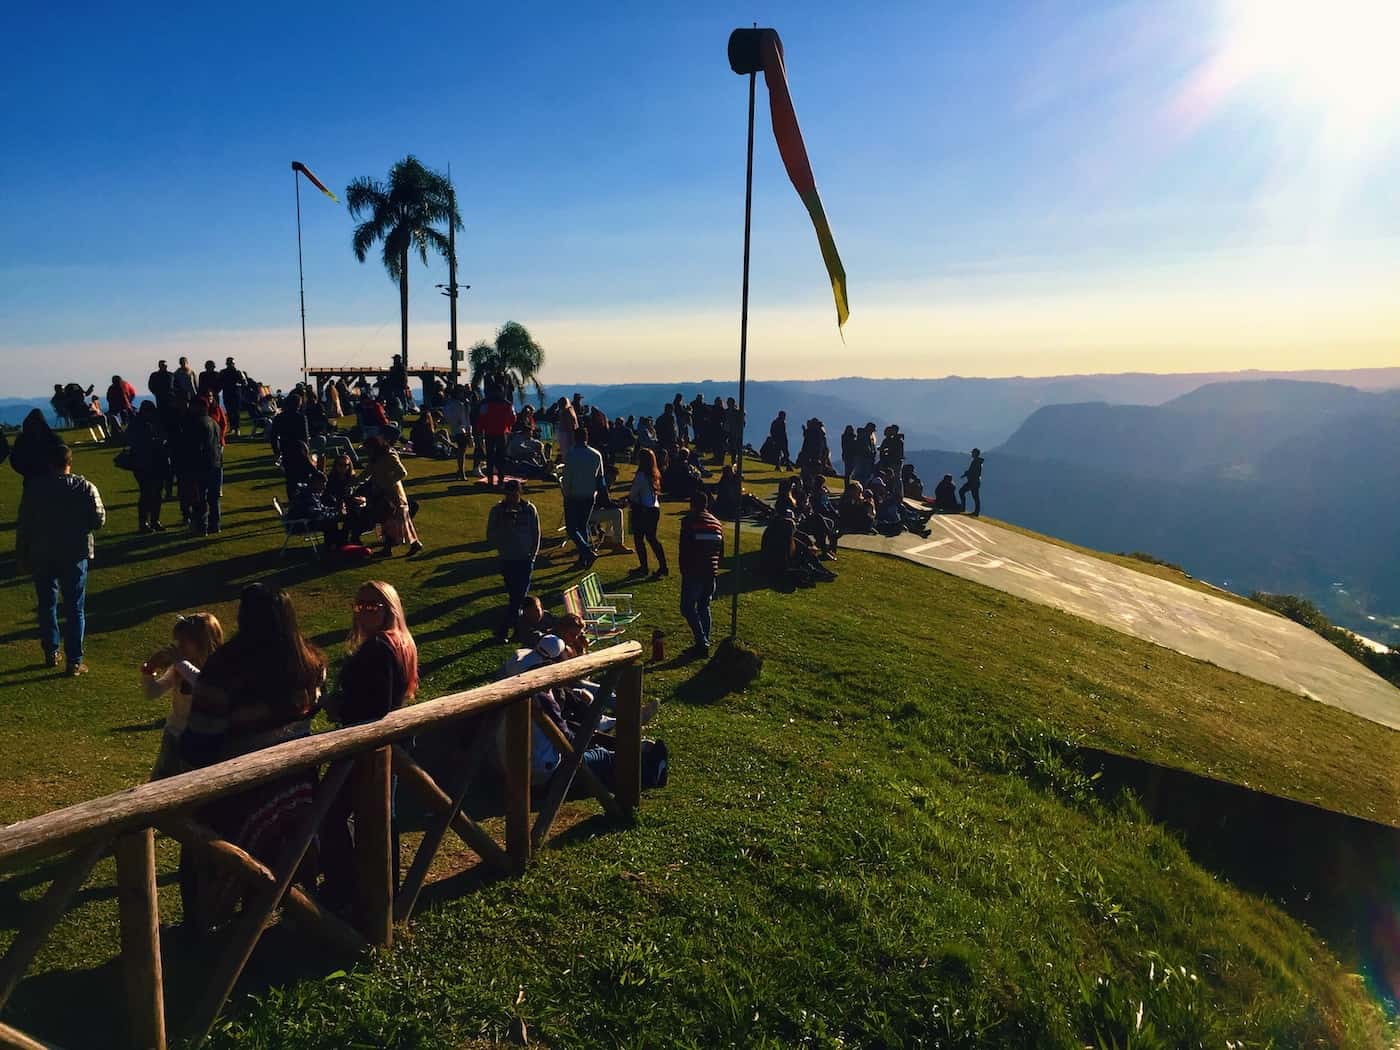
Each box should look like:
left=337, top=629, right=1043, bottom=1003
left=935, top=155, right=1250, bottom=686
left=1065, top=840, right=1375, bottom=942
left=292, top=161, right=338, bottom=204
left=730, top=28, right=849, bottom=330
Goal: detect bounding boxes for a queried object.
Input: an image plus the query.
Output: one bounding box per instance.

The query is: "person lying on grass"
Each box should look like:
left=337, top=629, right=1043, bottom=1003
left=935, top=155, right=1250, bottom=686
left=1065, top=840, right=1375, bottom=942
left=143, top=611, right=224, bottom=780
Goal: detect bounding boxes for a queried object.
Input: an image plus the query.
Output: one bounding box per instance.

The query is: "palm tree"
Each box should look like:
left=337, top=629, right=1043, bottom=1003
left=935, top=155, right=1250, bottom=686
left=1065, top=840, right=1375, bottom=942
left=346, top=156, right=461, bottom=364
left=468, top=321, right=547, bottom=406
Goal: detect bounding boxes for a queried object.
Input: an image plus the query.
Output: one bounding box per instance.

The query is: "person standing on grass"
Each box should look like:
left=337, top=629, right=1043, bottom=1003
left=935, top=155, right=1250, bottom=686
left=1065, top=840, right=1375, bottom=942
left=9, top=410, right=63, bottom=486
left=106, top=375, right=136, bottom=430
left=220, top=357, right=244, bottom=436
left=364, top=435, right=422, bottom=557
left=127, top=401, right=168, bottom=532
left=628, top=447, right=667, bottom=579
left=562, top=426, right=604, bottom=569
left=678, top=489, right=724, bottom=657
left=186, top=399, right=223, bottom=535
left=441, top=386, right=472, bottom=481
left=478, top=390, right=517, bottom=488
left=958, top=448, right=983, bottom=517
left=16, top=442, right=105, bottom=676
left=173, top=356, right=198, bottom=405
left=487, top=479, right=541, bottom=642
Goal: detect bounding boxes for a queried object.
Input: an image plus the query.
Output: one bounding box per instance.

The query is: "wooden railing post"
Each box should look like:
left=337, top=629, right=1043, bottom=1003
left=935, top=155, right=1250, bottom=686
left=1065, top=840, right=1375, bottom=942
left=504, top=696, right=532, bottom=873
left=613, top=663, right=644, bottom=817
left=352, top=746, right=393, bottom=948
left=114, top=829, right=165, bottom=1050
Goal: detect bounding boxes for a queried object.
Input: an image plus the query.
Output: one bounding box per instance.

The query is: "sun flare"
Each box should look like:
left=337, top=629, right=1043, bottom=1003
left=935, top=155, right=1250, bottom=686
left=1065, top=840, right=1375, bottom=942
left=1222, top=0, right=1400, bottom=128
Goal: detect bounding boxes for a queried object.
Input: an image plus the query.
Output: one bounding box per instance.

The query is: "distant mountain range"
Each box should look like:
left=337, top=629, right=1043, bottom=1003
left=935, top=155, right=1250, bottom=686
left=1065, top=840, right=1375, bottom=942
left=565, top=367, right=1400, bottom=454
left=909, top=378, right=1400, bottom=643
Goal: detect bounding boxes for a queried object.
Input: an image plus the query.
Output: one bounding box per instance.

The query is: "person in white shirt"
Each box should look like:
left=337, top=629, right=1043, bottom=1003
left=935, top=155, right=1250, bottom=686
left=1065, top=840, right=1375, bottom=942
left=141, top=612, right=223, bottom=779
left=627, top=448, right=668, bottom=578
left=441, top=387, right=472, bottom=480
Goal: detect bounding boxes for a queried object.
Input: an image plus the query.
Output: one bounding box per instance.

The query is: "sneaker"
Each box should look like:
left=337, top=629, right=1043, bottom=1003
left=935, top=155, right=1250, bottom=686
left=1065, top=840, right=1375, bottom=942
left=151, top=521, right=166, bottom=532
left=66, top=663, right=89, bottom=677
left=407, top=541, right=424, bottom=556
left=43, top=650, right=58, bottom=668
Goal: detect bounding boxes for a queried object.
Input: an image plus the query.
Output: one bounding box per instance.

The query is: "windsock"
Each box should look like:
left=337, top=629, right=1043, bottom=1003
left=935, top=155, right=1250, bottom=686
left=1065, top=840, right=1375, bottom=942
left=729, top=28, right=848, bottom=330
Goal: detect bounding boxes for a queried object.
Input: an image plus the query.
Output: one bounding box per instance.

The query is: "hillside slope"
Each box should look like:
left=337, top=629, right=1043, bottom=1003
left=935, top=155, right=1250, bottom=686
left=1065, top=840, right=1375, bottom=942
left=0, top=438, right=1393, bottom=1046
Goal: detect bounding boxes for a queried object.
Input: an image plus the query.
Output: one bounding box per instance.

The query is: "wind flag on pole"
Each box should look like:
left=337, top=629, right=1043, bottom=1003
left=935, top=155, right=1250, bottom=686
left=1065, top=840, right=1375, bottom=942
left=292, top=161, right=338, bottom=203
left=729, top=28, right=848, bottom=330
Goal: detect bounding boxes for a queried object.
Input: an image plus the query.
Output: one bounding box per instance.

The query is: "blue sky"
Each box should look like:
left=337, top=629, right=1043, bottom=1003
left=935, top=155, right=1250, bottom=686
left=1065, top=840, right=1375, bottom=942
left=3, top=0, right=1399, bottom=393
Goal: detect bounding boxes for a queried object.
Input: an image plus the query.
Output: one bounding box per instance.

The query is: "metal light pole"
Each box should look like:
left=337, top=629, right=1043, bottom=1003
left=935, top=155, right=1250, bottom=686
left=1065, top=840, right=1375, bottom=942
left=729, top=62, right=757, bottom=640
left=294, top=168, right=309, bottom=389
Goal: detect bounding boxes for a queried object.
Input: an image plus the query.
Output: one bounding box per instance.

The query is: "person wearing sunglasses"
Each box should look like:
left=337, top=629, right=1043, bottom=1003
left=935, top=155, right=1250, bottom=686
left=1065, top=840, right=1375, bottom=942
left=320, top=581, right=419, bottom=912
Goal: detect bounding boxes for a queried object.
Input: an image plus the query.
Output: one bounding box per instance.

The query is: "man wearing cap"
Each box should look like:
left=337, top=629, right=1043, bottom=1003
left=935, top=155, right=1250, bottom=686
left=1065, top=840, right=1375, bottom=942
left=677, top=489, right=725, bottom=657
left=487, top=479, right=541, bottom=643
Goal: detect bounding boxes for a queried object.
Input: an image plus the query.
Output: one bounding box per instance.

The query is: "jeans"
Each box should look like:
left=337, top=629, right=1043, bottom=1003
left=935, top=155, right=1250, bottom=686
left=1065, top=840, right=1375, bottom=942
left=484, top=434, right=507, bottom=482
left=226, top=399, right=241, bottom=434
left=206, top=464, right=223, bottom=531
left=679, top=575, right=716, bottom=649
left=958, top=481, right=980, bottom=515
left=133, top=469, right=164, bottom=527
left=565, top=496, right=596, bottom=560
left=501, top=559, right=534, bottom=633
left=33, top=558, right=88, bottom=665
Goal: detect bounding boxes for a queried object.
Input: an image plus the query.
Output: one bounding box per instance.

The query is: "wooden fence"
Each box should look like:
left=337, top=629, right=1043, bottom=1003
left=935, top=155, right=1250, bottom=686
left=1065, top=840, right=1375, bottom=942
left=0, top=641, right=646, bottom=1049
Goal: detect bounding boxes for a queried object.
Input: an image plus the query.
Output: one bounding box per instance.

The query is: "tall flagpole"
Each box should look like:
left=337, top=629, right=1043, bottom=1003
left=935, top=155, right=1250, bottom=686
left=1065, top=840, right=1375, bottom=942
left=729, top=65, right=757, bottom=639
left=294, top=168, right=309, bottom=389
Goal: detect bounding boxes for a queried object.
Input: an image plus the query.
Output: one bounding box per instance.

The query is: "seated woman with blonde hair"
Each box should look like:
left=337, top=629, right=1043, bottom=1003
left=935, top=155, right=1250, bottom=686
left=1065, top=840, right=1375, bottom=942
left=319, top=580, right=419, bottom=909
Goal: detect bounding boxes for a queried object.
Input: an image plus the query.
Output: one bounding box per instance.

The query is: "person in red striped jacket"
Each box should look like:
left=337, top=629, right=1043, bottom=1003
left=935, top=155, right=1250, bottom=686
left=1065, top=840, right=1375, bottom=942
left=677, top=490, right=725, bottom=657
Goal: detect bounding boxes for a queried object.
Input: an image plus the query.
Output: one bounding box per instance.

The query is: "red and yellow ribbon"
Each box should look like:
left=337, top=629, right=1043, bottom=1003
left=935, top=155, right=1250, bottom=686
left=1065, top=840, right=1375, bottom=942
left=292, top=161, right=338, bottom=204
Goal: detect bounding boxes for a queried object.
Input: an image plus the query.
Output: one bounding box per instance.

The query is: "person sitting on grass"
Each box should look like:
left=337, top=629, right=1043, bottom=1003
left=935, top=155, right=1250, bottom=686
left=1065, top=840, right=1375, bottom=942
left=364, top=435, right=422, bottom=557
left=410, top=410, right=454, bottom=460
left=713, top=464, right=774, bottom=522
left=179, top=583, right=325, bottom=931
left=512, top=594, right=557, bottom=647
left=838, top=481, right=877, bottom=535
left=871, top=476, right=931, bottom=538
left=661, top=444, right=703, bottom=501
left=142, top=612, right=224, bottom=780
left=933, top=473, right=961, bottom=513
left=289, top=471, right=347, bottom=547
left=760, top=508, right=836, bottom=584
left=504, top=427, right=551, bottom=478
left=901, top=462, right=925, bottom=500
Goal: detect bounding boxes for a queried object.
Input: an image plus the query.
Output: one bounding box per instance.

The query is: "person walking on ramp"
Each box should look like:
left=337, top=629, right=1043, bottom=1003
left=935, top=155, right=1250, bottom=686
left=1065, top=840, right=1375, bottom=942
left=959, top=448, right=984, bottom=517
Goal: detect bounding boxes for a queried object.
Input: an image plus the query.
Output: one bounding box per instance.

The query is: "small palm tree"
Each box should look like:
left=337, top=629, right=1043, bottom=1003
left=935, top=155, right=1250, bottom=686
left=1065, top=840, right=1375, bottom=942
left=346, top=156, right=461, bottom=363
left=469, top=321, right=547, bottom=406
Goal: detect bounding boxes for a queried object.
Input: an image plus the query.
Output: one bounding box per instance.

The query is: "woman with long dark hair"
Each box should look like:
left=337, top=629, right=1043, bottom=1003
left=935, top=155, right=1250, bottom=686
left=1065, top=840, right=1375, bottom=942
left=9, top=410, right=62, bottom=486
left=179, top=583, right=326, bottom=930
left=628, top=447, right=667, bottom=578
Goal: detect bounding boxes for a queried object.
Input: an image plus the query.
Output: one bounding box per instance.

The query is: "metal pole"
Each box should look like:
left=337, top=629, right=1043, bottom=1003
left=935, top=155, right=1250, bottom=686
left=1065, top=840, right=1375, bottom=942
left=447, top=180, right=459, bottom=388
left=729, top=68, right=757, bottom=639
left=295, top=170, right=309, bottom=389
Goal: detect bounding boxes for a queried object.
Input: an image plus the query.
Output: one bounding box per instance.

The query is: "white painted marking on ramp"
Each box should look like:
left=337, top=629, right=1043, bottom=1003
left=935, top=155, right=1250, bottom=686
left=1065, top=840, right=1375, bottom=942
left=905, top=539, right=953, bottom=556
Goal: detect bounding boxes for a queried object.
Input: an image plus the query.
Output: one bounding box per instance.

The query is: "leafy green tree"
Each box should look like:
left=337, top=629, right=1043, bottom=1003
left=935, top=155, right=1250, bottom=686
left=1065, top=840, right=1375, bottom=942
left=346, top=156, right=460, bottom=364
left=468, top=321, right=547, bottom=406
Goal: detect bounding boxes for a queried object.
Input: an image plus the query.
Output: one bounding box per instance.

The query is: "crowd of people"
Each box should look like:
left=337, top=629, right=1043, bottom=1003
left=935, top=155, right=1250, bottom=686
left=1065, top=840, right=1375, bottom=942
left=0, top=362, right=1005, bottom=940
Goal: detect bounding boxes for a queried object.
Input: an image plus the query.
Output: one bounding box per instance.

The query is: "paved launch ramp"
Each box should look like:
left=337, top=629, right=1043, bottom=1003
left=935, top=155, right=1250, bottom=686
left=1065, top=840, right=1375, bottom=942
left=842, top=517, right=1400, bottom=731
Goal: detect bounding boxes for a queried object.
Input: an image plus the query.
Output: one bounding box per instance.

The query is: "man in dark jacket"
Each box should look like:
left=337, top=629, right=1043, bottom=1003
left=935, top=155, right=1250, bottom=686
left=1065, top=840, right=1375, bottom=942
left=769, top=411, right=792, bottom=470
left=958, top=448, right=984, bottom=517
left=677, top=489, right=725, bottom=656
left=181, top=401, right=223, bottom=535
left=16, top=443, right=105, bottom=675
left=220, top=357, right=245, bottom=436
left=269, top=393, right=310, bottom=462
left=487, top=479, right=541, bottom=641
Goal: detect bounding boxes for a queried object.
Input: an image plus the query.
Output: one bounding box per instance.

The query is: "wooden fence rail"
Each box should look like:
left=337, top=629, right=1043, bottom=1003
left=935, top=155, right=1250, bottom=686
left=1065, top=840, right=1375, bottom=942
left=0, top=642, right=645, bottom=1049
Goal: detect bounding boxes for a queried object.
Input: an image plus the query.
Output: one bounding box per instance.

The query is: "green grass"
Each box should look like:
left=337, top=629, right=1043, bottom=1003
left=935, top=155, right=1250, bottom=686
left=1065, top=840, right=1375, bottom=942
left=0, top=431, right=1393, bottom=1047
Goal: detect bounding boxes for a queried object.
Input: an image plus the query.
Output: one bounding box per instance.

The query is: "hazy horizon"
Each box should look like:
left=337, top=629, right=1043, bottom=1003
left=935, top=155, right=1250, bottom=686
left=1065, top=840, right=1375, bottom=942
left=4, top=2, right=1399, bottom=391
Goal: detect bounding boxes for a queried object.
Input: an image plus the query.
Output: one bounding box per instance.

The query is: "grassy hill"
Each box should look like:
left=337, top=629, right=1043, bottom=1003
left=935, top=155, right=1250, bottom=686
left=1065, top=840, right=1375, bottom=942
left=0, top=433, right=1394, bottom=1047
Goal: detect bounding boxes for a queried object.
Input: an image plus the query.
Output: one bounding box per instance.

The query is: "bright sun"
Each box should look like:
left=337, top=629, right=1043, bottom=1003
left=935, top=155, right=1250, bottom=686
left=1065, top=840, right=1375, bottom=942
left=1222, top=0, right=1400, bottom=129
